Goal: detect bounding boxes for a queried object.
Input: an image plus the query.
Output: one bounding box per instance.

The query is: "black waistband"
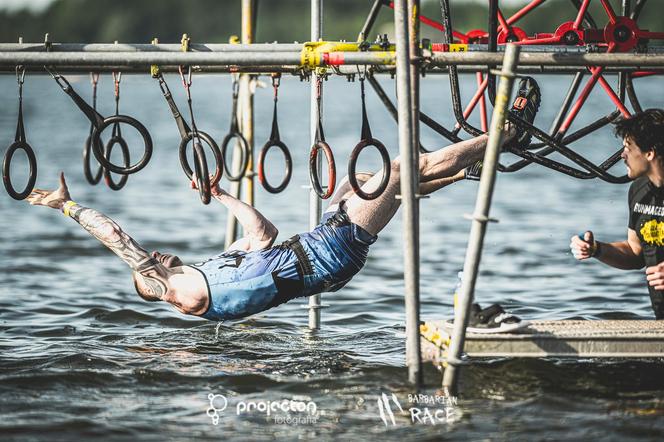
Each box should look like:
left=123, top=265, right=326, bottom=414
left=277, top=234, right=314, bottom=276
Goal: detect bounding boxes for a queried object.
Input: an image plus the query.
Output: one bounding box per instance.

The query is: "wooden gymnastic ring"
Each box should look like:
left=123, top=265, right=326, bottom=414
left=103, top=135, right=130, bottom=191
left=309, top=140, right=336, bottom=200
left=258, top=139, right=292, bottom=194
left=90, top=114, right=153, bottom=175
left=83, top=134, right=103, bottom=185
left=3, top=140, right=37, bottom=200
left=220, top=130, right=250, bottom=182
left=347, top=138, right=391, bottom=200
left=193, top=142, right=211, bottom=205
left=179, top=130, right=223, bottom=188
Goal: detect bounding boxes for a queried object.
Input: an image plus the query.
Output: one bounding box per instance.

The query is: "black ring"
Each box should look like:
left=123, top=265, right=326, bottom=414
left=221, top=131, right=250, bottom=181
left=193, top=142, right=211, bottom=205
left=309, top=140, right=336, bottom=200
left=3, top=140, right=37, bottom=200
left=258, top=139, right=292, bottom=194
left=348, top=138, right=391, bottom=200
left=83, top=134, right=103, bottom=185
left=179, top=131, right=223, bottom=187
left=90, top=115, right=152, bottom=175
left=103, top=135, right=130, bottom=191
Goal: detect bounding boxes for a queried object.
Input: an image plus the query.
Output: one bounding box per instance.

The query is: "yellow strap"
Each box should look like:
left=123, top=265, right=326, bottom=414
left=63, top=200, right=77, bottom=217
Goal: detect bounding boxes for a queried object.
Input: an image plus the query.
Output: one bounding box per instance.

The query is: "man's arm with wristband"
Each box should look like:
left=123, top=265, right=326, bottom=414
left=26, top=173, right=171, bottom=299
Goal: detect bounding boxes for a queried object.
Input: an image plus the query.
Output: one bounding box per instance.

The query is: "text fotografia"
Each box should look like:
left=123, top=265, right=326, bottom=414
left=377, top=392, right=458, bottom=426
left=206, top=392, right=318, bottom=426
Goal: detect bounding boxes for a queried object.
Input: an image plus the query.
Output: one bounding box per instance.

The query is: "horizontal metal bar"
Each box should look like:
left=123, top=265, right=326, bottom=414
left=1, top=63, right=662, bottom=76
left=0, top=43, right=303, bottom=52
left=3, top=49, right=664, bottom=70
left=431, top=51, right=664, bottom=67
left=0, top=51, right=304, bottom=66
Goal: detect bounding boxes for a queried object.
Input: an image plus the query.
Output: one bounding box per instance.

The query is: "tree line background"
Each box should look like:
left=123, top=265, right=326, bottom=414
left=0, top=0, right=660, bottom=45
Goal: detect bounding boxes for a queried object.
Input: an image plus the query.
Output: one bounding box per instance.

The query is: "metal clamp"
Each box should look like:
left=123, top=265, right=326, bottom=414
left=301, top=303, right=330, bottom=310
left=395, top=194, right=430, bottom=200
left=463, top=213, right=499, bottom=223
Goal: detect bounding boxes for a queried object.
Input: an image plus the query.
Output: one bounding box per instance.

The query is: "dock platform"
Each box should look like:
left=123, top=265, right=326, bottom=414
left=420, top=320, right=664, bottom=364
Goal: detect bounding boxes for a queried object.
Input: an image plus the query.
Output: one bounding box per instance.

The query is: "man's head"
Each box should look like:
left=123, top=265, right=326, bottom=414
left=616, top=109, right=664, bottom=179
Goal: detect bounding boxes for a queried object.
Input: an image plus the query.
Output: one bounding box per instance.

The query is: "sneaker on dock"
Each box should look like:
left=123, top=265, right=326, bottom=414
left=445, top=303, right=529, bottom=334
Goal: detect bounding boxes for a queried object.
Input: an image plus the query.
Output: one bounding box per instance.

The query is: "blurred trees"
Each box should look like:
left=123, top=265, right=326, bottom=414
left=0, top=0, right=661, bottom=45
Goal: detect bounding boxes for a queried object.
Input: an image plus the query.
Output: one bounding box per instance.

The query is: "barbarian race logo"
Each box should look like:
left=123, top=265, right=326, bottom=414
left=640, top=219, right=664, bottom=246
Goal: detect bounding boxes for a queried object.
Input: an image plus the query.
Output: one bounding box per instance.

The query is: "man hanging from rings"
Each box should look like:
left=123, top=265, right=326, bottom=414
left=25, top=78, right=541, bottom=329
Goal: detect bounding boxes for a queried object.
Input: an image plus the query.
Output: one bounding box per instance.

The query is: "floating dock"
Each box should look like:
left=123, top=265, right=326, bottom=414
left=420, top=320, right=664, bottom=363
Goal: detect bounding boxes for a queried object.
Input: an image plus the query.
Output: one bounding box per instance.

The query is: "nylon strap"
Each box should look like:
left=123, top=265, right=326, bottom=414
left=270, top=76, right=281, bottom=141
left=112, top=71, right=122, bottom=138
left=15, top=68, right=25, bottom=142
left=156, top=73, right=191, bottom=139
left=230, top=78, right=240, bottom=131
left=88, top=73, right=99, bottom=138
left=359, top=77, right=372, bottom=140
left=314, top=76, right=325, bottom=142
left=46, top=66, right=105, bottom=128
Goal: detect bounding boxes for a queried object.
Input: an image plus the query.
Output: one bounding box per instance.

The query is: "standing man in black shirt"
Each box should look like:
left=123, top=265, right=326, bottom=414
left=570, top=109, right=664, bottom=319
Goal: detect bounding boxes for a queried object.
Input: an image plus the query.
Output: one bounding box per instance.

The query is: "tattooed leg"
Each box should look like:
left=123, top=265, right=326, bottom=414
left=64, top=202, right=176, bottom=299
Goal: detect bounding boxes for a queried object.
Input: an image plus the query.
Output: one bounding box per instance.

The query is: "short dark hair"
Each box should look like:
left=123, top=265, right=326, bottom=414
left=614, top=109, right=664, bottom=156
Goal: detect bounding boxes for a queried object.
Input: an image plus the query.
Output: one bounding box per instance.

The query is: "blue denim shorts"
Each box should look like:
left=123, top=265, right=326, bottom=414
left=192, top=208, right=377, bottom=321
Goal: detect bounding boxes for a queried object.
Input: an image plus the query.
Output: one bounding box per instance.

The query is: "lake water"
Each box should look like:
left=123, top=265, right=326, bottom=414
left=1, top=72, right=663, bottom=441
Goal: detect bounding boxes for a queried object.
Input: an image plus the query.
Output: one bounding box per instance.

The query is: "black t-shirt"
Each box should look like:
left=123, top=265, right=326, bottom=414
left=628, top=176, right=664, bottom=318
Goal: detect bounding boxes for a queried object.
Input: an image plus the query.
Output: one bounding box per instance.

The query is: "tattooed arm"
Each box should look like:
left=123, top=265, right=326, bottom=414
left=26, top=173, right=173, bottom=299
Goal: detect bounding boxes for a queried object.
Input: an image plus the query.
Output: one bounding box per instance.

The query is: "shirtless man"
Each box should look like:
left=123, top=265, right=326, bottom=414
left=25, top=78, right=540, bottom=322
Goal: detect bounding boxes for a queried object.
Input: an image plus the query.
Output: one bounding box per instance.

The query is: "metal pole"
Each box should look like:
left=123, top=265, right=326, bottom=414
left=5, top=51, right=664, bottom=68
left=308, top=0, right=323, bottom=330
left=407, top=0, right=422, bottom=387
left=394, top=0, right=421, bottom=386
left=357, top=0, right=385, bottom=42
left=242, top=0, right=258, bottom=210
left=225, top=0, right=257, bottom=249
left=442, top=44, right=521, bottom=396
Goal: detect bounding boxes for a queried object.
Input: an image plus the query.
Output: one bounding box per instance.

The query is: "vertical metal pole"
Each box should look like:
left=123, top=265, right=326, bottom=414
left=395, top=0, right=421, bottom=386
left=308, top=0, right=323, bottom=330
left=442, top=44, right=521, bottom=396
left=240, top=0, right=256, bottom=209
left=225, top=0, right=257, bottom=249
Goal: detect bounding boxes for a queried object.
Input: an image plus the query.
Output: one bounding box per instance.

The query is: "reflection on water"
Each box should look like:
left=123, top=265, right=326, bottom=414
left=1, top=74, right=664, bottom=440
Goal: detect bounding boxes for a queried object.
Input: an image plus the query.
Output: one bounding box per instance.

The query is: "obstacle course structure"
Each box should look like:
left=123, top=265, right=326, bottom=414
left=4, top=0, right=664, bottom=393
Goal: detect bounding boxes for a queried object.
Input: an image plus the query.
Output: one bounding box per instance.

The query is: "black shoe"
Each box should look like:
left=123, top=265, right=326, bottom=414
left=464, top=161, right=482, bottom=181
left=445, top=303, right=529, bottom=334
left=507, top=76, right=541, bottom=150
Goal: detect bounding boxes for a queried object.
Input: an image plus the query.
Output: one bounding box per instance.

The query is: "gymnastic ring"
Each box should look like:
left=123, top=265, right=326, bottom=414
left=193, top=142, right=211, bottom=205
left=179, top=130, right=223, bottom=187
left=103, top=135, right=130, bottom=191
left=347, top=138, right=391, bottom=200
left=220, top=130, right=250, bottom=182
left=257, top=139, right=292, bottom=194
left=90, top=115, right=152, bottom=175
left=3, top=140, right=37, bottom=200
left=309, top=140, right=336, bottom=200
left=83, top=134, right=103, bottom=185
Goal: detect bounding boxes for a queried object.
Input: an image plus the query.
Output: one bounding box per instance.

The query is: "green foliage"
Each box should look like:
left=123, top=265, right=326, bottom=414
left=0, top=0, right=661, bottom=44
